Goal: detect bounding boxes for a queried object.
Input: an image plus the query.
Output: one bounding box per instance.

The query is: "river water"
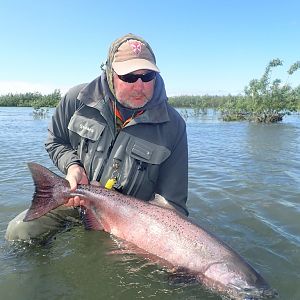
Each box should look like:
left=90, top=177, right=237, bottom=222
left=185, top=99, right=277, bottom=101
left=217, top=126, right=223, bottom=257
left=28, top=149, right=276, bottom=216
left=0, top=107, right=299, bottom=300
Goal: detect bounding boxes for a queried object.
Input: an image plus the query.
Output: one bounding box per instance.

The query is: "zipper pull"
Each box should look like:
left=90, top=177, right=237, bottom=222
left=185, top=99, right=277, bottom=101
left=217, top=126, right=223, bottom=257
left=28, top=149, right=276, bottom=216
left=137, top=160, right=147, bottom=171
left=83, top=138, right=89, bottom=153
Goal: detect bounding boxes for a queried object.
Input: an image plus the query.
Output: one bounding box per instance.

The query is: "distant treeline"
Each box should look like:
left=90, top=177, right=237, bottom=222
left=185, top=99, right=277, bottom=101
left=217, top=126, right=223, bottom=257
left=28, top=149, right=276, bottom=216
left=2, top=91, right=299, bottom=111
left=169, top=94, right=234, bottom=109
left=1, top=58, right=299, bottom=123
left=169, top=91, right=300, bottom=111
left=0, top=89, right=61, bottom=108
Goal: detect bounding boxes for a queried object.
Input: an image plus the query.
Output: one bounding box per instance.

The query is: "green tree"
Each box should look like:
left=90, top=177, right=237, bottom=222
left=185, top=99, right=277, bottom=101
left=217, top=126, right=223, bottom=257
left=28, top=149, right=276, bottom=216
left=0, top=90, right=61, bottom=108
left=221, top=59, right=299, bottom=122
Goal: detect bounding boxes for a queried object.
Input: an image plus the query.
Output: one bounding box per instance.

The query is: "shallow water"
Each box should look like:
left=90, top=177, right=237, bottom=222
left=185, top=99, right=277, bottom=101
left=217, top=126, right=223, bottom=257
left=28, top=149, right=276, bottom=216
left=0, top=107, right=299, bottom=299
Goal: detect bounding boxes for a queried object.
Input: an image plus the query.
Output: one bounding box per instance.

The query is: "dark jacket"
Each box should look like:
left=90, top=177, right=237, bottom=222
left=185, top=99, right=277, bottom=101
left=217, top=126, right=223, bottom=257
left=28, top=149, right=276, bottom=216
left=45, top=73, right=188, bottom=215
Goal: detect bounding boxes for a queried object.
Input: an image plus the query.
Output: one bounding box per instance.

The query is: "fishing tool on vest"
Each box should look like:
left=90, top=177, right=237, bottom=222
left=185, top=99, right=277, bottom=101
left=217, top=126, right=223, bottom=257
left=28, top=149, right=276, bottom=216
left=105, top=159, right=120, bottom=189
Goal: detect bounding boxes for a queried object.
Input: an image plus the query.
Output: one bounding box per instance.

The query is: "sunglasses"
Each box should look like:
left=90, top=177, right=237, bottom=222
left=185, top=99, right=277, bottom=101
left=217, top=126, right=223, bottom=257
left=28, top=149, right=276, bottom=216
left=117, top=71, right=156, bottom=83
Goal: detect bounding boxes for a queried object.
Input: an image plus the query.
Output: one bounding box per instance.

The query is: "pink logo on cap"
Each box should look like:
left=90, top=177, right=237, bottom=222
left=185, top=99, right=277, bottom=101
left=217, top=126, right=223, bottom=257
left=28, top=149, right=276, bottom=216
left=129, top=41, right=143, bottom=55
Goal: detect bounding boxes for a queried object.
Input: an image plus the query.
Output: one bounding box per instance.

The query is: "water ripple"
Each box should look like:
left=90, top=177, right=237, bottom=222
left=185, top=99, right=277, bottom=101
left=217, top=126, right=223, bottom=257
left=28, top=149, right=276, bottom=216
left=0, top=108, right=299, bottom=299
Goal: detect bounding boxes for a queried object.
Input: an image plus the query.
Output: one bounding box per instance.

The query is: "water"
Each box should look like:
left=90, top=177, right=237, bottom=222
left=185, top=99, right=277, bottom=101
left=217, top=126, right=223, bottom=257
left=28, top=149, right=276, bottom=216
left=0, top=107, right=299, bottom=300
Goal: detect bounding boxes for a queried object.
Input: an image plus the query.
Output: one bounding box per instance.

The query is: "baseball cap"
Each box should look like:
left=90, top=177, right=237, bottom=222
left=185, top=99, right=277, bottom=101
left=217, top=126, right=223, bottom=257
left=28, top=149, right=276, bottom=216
left=112, top=39, right=160, bottom=75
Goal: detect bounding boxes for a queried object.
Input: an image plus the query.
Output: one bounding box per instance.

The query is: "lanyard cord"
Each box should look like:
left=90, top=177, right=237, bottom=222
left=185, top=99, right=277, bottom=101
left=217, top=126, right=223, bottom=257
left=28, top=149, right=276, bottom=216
left=111, top=100, right=144, bottom=129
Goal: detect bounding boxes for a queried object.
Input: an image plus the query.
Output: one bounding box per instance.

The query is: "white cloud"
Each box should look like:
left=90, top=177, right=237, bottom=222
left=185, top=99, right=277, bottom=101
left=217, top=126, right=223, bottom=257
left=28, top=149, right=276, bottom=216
left=0, top=80, right=70, bottom=96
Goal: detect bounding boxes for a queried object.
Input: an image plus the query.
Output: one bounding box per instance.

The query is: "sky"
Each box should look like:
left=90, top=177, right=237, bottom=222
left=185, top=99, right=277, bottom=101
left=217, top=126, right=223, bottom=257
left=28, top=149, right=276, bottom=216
left=0, top=0, right=299, bottom=96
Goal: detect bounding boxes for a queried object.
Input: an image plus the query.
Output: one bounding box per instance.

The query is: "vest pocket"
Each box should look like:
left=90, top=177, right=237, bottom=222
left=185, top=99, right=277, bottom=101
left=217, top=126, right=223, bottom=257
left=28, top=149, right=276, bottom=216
left=121, top=137, right=171, bottom=198
left=68, top=114, right=105, bottom=141
left=67, top=114, right=107, bottom=178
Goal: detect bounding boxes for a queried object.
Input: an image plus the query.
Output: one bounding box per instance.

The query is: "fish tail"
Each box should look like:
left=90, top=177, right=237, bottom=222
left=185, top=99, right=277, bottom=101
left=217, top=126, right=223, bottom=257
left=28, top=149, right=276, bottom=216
left=23, top=162, right=70, bottom=222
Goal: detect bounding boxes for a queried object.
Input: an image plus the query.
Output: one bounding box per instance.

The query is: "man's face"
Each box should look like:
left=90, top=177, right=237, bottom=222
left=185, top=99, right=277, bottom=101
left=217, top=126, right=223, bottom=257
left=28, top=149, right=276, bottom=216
left=113, top=69, right=156, bottom=109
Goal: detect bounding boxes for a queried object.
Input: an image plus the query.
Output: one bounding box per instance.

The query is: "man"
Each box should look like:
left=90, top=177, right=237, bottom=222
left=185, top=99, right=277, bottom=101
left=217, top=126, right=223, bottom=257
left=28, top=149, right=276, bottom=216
left=5, top=33, right=188, bottom=241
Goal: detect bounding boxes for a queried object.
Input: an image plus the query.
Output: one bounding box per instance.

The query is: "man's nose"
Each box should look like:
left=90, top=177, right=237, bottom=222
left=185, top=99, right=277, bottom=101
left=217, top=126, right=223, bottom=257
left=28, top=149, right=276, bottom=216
left=133, top=78, right=144, bottom=90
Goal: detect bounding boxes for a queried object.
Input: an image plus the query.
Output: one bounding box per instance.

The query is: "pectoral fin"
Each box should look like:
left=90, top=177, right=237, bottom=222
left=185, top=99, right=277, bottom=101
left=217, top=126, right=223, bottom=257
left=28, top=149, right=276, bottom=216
left=79, top=207, right=104, bottom=231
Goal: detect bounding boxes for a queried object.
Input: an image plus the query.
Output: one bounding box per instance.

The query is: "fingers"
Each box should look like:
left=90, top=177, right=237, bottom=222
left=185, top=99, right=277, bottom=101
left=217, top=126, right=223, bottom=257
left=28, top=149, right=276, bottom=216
left=66, top=164, right=88, bottom=190
left=80, top=174, right=89, bottom=185
left=64, top=196, right=85, bottom=207
left=64, top=197, right=75, bottom=207
left=67, top=177, right=78, bottom=191
left=65, top=164, right=88, bottom=206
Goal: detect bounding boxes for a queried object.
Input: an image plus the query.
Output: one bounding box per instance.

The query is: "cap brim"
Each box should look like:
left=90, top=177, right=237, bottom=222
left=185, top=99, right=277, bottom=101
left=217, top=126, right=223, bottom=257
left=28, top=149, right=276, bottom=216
left=112, top=59, right=160, bottom=75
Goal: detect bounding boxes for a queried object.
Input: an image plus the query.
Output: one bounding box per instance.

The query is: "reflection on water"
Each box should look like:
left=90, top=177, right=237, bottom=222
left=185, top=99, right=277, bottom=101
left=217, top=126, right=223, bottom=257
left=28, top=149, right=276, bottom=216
left=0, top=107, right=299, bottom=299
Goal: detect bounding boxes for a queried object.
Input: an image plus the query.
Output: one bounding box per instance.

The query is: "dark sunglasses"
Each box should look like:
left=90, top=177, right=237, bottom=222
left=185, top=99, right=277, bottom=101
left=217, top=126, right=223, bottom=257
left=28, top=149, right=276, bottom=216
left=117, top=71, right=157, bottom=83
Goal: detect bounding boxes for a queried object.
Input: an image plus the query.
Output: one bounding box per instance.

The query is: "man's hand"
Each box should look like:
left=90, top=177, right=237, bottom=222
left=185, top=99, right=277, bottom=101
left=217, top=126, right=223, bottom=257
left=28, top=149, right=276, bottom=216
left=65, top=164, right=89, bottom=207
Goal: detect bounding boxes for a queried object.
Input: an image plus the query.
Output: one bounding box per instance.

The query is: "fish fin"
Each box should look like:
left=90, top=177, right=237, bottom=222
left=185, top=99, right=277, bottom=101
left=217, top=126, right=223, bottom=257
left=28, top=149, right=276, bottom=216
left=168, top=268, right=198, bottom=286
left=23, top=163, right=69, bottom=222
left=80, top=206, right=104, bottom=231
left=149, top=194, right=176, bottom=211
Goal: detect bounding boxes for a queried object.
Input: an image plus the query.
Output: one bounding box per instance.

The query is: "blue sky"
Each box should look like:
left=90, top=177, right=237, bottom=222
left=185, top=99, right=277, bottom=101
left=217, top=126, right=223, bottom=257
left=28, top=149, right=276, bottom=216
left=0, top=0, right=299, bottom=96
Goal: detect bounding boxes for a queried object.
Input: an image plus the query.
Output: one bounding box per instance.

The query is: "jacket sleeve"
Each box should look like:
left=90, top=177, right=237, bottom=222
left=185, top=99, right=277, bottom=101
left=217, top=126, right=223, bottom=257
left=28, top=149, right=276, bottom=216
left=155, top=119, right=189, bottom=216
left=45, top=88, right=83, bottom=174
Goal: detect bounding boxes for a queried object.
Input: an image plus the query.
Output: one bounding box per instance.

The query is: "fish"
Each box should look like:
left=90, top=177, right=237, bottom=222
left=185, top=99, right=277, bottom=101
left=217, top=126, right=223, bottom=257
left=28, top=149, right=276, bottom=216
left=24, top=162, right=278, bottom=300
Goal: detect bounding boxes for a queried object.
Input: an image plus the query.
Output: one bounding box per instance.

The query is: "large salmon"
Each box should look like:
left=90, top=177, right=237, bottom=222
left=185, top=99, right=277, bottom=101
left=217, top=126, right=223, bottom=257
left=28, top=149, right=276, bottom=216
left=24, top=162, right=277, bottom=300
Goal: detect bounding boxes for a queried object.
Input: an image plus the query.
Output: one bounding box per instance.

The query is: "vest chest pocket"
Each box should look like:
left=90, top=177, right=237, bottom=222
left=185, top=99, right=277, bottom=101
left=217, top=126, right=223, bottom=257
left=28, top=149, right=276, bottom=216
left=68, top=114, right=106, bottom=176
left=68, top=114, right=105, bottom=141
left=120, top=137, right=171, bottom=198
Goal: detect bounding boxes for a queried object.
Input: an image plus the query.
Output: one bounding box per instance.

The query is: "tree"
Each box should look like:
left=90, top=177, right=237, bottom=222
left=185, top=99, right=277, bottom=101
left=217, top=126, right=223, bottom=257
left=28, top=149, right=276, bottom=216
left=221, top=59, right=299, bottom=123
